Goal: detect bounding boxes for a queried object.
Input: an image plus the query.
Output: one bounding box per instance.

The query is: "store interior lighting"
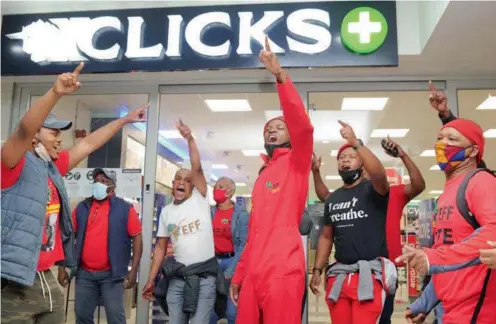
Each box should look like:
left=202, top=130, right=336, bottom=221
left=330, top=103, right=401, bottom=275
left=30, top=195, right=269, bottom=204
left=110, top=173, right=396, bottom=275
left=429, top=165, right=441, bottom=171
left=242, top=149, right=265, bottom=156
left=341, top=97, right=389, bottom=111
left=483, top=129, right=496, bottom=138
left=420, top=150, right=436, bottom=157
left=476, top=95, right=496, bottom=110
left=236, top=182, right=247, bottom=187
left=330, top=150, right=339, bottom=156
left=325, top=175, right=341, bottom=180
left=205, top=99, right=252, bottom=112
left=370, top=128, right=410, bottom=138
left=212, top=164, right=228, bottom=169
left=429, top=190, right=443, bottom=194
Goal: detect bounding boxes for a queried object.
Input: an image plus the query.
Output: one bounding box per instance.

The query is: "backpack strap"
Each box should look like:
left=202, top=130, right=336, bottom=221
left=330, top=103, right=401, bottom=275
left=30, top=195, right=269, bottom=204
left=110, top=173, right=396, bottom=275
left=455, top=168, right=493, bottom=230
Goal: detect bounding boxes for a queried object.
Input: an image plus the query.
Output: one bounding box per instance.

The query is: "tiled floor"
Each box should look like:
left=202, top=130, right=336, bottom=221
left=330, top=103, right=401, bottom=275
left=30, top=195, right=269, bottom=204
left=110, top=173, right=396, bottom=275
left=59, top=268, right=428, bottom=324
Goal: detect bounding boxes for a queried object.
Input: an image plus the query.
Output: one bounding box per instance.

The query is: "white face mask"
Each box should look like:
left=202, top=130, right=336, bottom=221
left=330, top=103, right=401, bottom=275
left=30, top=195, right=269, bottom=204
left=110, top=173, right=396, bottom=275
left=34, top=142, right=52, bottom=162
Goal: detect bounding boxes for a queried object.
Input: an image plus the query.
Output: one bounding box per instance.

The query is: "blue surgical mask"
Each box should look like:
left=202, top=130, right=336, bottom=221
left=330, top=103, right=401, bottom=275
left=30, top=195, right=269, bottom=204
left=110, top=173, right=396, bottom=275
left=92, top=182, right=108, bottom=200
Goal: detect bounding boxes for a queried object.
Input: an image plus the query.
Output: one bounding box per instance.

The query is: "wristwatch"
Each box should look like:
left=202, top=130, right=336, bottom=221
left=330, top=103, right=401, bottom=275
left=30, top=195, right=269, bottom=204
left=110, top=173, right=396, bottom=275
left=352, top=139, right=364, bottom=150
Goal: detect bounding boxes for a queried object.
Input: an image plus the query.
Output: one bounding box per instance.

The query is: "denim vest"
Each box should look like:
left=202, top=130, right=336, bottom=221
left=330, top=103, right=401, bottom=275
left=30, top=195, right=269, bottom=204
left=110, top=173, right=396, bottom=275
left=210, top=204, right=249, bottom=278
left=1, top=152, right=76, bottom=286
left=75, top=195, right=131, bottom=280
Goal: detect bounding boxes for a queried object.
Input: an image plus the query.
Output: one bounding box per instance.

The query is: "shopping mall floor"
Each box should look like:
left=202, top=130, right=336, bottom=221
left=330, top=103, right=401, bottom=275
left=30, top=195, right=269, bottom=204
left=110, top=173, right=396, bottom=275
left=61, top=269, right=428, bottom=324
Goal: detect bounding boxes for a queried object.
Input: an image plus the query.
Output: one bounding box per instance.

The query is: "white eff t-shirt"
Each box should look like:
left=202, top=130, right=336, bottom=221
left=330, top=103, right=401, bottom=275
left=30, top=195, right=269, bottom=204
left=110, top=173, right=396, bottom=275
left=157, top=188, right=215, bottom=266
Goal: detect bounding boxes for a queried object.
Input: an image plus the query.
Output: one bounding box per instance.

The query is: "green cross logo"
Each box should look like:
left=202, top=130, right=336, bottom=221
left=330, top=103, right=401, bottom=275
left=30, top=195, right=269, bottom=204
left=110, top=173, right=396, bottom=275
left=341, top=7, right=388, bottom=54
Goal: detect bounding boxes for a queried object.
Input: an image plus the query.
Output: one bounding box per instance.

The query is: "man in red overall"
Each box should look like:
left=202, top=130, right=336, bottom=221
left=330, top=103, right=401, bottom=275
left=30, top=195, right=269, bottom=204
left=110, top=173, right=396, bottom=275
left=229, top=36, right=314, bottom=324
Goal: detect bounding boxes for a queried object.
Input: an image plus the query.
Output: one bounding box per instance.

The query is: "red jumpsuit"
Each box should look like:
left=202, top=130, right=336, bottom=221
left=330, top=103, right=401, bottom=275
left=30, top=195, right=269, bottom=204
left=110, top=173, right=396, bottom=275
left=231, top=78, right=314, bottom=324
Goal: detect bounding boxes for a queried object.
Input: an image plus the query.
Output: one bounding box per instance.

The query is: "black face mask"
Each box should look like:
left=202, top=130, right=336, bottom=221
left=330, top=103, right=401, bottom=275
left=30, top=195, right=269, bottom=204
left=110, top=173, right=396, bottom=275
left=264, top=142, right=291, bottom=158
left=339, top=168, right=363, bottom=185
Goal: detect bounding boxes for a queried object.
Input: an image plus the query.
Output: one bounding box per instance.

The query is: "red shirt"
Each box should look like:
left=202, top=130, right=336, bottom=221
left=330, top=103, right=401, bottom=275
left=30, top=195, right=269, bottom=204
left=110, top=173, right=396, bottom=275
left=424, top=171, right=496, bottom=323
left=386, top=185, right=409, bottom=264
left=72, top=197, right=142, bottom=272
left=232, top=78, right=314, bottom=285
left=1, top=151, right=70, bottom=271
left=212, top=207, right=234, bottom=254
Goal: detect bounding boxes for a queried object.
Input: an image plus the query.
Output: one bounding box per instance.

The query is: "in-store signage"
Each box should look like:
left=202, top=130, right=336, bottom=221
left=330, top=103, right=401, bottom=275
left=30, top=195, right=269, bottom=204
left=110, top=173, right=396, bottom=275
left=1, top=1, right=398, bottom=76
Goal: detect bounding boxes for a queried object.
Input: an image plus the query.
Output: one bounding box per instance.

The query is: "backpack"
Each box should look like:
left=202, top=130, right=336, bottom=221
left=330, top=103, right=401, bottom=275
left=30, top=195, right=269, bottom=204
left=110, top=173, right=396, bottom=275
left=453, top=168, right=495, bottom=324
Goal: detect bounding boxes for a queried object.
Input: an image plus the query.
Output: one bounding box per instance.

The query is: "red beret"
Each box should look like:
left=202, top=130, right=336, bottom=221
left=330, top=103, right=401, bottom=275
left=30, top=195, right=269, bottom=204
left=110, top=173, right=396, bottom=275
left=337, top=143, right=354, bottom=160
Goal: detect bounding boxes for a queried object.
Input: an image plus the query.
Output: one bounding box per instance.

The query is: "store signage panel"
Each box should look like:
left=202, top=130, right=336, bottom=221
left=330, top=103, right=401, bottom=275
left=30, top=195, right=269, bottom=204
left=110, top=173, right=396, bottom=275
left=1, top=1, right=398, bottom=76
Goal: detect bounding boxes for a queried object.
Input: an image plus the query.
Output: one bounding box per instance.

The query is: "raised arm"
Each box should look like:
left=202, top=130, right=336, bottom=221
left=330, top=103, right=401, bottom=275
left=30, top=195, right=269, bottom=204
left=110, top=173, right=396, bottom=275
left=1, top=63, right=84, bottom=168
left=312, top=153, right=331, bottom=202
left=176, top=119, right=207, bottom=197
left=383, top=138, right=425, bottom=200
left=428, top=81, right=456, bottom=125
left=259, top=36, right=314, bottom=172
left=339, top=120, right=389, bottom=195
left=67, top=104, right=148, bottom=170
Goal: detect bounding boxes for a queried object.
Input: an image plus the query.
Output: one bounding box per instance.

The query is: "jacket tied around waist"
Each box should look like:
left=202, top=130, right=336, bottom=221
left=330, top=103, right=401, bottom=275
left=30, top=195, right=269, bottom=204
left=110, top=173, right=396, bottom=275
left=153, top=256, right=227, bottom=317
left=326, top=257, right=398, bottom=303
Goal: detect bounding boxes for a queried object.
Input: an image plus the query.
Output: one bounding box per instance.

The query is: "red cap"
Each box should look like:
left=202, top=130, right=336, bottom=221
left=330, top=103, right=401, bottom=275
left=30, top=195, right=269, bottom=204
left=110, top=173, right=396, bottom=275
left=442, top=118, right=484, bottom=162
left=263, top=116, right=285, bottom=135
left=336, top=143, right=353, bottom=160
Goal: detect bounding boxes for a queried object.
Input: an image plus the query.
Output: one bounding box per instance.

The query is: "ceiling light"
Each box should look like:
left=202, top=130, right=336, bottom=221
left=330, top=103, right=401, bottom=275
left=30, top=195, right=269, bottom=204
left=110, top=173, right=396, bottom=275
left=325, top=175, right=341, bottom=180
left=322, top=141, right=330, bottom=144
left=330, top=150, right=339, bottom=157
left=159, top=130, right=196, bottom=139
left=403, top=175, right=410, bottom=180
left=242, top=149, right=265, bottom=156
left=210, top=174, right=219, bottom=181
left=341, top=97, right=389, bottom=111
left=240, top=194, right=251, bottom=197
left=236, top=182, right=247, bottom=187
left=410, top=200, right=420, bottom=203
left=370, top=129, right=410, bottom=138
left=212, top=164, right=228, bottom=170
left=483, top=129, right=496, bottom=138
left=476, top=96, right=496, bottom=110
left=429, top=165, right=441, bottom=171
left=205, top=99, right=251, bottom=112
left=420, top=150, right=435, bottom=157
left=429, top=190, right=443, bottom=194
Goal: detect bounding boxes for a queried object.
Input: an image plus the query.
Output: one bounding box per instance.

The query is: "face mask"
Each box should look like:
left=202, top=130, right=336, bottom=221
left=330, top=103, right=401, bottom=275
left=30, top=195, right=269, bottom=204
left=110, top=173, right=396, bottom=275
left=34, top=142, right=52, bottom=162
left=92, top=182, right=109, bottom=200
left=213, top=188, right=230, bottom=204
left=339, top=168, right=363, bottom=185
left=435, top=141, right=470, bottom=171
left=264, top=142, right=291, bottom=158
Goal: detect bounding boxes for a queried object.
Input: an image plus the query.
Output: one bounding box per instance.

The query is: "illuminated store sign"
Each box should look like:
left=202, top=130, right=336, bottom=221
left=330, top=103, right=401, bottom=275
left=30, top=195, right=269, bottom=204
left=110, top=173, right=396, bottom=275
left=1, top=1, right=397, bottom=76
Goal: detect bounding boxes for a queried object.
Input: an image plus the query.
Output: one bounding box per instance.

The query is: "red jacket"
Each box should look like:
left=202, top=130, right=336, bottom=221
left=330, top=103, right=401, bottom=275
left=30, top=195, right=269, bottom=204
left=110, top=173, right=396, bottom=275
left=423, top=171, right=496, bottom=323
left=232, top=78, right=313, bottom=285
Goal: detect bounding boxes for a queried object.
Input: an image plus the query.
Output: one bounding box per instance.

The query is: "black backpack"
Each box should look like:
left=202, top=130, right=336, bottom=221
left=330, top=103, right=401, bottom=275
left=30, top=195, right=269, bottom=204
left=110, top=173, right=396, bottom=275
left=452, top=168, right=494, bottom=324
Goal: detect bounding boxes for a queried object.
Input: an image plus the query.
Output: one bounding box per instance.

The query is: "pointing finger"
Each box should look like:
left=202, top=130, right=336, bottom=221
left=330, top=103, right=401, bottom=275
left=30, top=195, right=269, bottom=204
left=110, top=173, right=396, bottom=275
left=395, top=251, right=415, bottom=264
left=428, top=80, right=437, bottom=92
left=487, top=241, right=496, bottom=248
left=338, top=120, right=348, bottom=128
left=73, top=62, right=84, bottom=75
left=264, top=35, right=271, bottom=52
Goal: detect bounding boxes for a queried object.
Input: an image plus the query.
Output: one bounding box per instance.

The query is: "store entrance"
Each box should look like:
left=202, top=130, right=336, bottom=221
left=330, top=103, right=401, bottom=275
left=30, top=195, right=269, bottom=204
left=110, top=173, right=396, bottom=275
left=17, top=78, right=493, bottom=324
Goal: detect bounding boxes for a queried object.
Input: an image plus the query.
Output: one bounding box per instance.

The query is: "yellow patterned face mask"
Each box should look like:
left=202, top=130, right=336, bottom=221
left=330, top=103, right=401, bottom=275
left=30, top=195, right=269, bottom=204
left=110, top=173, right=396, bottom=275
left=435, top=141, right=470, bottom=171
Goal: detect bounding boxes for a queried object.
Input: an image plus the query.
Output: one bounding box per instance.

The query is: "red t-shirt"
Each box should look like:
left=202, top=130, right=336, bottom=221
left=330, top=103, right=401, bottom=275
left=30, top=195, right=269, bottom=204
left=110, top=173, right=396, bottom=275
left=72, top=197, right=142, bottom=272
left=424, top=171, right=496, bottom=323
left=212, top=207, right=234, bottom=254
left=1, top=151, right=70, bottom=271
left=386, top=185, right=409, bottom=264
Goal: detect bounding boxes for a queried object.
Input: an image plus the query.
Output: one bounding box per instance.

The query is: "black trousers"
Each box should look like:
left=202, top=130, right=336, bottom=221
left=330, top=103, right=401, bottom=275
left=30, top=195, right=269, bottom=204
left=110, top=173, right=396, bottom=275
left=379, top=292, right=395, bottom=324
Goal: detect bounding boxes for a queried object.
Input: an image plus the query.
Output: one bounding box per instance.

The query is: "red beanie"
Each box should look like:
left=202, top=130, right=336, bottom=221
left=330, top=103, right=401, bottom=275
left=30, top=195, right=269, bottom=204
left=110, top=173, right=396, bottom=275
left=263, top=116, right=285, bottom=135
left=442, top=118, right=485, bottom=162
left=336, top=143, right=353, bottom=160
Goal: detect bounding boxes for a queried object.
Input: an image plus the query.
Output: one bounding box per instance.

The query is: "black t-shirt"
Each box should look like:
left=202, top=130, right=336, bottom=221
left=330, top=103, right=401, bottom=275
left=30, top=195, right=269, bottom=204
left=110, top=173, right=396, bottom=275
left=323, top=179, right=389, bottom=264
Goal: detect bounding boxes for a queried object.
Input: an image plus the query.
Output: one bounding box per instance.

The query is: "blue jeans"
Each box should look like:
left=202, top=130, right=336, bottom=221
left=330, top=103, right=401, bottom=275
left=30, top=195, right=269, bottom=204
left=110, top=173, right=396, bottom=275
left=167, top=276, right=216, bottom=324
left=74, top=269, right=126, bottom=324
left=210, top=257, right=237, bottom=324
